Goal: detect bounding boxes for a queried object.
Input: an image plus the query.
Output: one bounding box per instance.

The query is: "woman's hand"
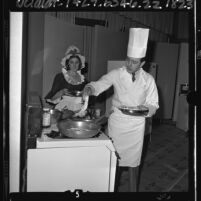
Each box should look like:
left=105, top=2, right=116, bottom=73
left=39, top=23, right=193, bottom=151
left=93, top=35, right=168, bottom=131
left=43, top=101, right=54, bottom=109
left=62, top=88, right=71, bottom=96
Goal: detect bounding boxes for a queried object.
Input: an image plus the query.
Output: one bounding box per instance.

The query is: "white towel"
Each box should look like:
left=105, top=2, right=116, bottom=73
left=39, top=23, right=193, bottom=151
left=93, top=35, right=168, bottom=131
left=74, top=96, right=89, bottom=117
left=55, top=96, right=83, bottom=111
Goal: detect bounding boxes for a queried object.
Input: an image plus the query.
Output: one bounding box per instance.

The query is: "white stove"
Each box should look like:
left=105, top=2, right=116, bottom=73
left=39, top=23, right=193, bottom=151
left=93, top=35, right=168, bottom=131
left=37, top=131, right=114, bottom=149
left=27, top=125, right=117, bottom=192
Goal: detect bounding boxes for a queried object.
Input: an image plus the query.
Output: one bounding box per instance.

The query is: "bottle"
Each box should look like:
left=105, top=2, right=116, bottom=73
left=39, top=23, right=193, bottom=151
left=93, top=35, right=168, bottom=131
left=42, top=108, right=51, bottom=128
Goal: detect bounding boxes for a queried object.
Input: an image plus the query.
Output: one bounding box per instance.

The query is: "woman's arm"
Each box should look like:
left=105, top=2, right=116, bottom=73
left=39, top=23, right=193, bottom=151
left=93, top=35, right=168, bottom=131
left=45, top=73, right=64, bottom=100
left=45, top=73, right=69, bottom=104
left=50, top=89, right=64, bottom=101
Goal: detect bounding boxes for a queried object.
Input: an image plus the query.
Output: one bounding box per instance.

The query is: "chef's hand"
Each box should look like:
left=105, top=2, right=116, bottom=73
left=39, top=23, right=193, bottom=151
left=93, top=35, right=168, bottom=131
left=82, top=85, right=94, bottom=99
left=143, top=105, right=157, bottom=117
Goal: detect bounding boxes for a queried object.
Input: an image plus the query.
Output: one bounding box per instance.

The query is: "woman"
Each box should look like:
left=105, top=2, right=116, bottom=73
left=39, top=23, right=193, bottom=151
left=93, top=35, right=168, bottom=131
left=45, top=46, right=88, bottom=117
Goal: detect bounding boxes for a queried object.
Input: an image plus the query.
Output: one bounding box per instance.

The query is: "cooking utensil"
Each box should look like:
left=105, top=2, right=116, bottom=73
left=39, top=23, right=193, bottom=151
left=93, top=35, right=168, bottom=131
left=58, top=119, right=101, bottom=139
left=118, top=105, right=149, bottom=116
left=70, top=115, right=107, bottom=124
left=70, top=90, right=83, bottom=97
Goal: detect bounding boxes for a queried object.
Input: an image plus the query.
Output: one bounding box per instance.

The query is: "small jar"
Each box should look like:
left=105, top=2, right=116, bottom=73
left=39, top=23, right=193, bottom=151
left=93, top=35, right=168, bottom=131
left=42, top=108, right=51, bottom=128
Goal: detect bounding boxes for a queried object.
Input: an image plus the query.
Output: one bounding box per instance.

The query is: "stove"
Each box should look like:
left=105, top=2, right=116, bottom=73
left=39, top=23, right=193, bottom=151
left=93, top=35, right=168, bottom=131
left=27, top=124, right=117, bottom=192
left=36, top=124, right=115, bottom=151
left=45, top=130, right=102, bottom=139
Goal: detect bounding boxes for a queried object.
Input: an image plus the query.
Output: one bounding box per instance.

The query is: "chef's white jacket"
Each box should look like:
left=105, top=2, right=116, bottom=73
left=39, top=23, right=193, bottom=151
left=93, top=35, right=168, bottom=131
left=89, top=66, right=159, bottom=167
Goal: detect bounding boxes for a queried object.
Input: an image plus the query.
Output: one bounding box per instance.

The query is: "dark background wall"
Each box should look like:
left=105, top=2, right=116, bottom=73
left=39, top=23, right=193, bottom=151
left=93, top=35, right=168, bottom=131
left=24, top=12, right=190, bottom=121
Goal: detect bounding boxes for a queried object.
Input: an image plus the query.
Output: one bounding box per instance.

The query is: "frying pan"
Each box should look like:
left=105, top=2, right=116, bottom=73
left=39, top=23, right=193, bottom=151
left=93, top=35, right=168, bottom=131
left=118, top=105, right=149, bottom=116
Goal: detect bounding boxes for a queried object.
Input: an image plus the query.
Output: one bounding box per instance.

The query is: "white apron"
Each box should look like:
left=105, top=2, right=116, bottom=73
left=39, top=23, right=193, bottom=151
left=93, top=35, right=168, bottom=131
left=108, top=107, right=145, bottom=167
left=89, top=67, right=159, bottom=167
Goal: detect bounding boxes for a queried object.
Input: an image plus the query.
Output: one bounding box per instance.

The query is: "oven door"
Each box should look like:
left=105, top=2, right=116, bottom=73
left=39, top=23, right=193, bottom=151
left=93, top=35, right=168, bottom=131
left=27, top=145, right=116, bottom=192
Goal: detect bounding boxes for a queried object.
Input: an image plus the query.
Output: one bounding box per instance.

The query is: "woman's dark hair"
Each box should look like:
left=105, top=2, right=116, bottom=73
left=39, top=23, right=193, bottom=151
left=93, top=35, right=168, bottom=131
left=65, top=55, right=82, bottom=71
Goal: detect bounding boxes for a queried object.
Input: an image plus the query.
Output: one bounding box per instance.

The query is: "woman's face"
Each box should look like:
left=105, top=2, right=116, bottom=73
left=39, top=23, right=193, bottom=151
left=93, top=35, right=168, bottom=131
left=125, top=57, right=142, bottom=74
left=68, top=57, right=80, bottom=72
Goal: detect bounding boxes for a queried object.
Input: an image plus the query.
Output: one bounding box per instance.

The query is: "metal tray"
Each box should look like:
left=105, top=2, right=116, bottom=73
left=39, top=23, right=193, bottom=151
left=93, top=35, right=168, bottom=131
left=118, top=105, right=149, bottom=116
left=69, top=90, right=83, bottom=97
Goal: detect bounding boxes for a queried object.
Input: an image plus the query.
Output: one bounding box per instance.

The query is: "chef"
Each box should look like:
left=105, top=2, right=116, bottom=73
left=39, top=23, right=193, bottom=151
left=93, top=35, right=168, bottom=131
left=82, top=28, right=159, bottom=192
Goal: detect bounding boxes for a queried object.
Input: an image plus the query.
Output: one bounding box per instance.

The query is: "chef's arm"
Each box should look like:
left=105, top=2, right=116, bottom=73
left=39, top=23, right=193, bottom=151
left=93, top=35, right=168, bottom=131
left=83, top=71, right=114, bottom=97
left=146, top=105, right=158, bottom=117
left=144, top=78, right=159, bottom=117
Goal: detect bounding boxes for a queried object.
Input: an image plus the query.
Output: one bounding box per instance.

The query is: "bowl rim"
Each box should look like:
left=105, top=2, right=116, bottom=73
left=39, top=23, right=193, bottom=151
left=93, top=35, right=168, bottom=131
left=118, top=105, right=149, bottom=111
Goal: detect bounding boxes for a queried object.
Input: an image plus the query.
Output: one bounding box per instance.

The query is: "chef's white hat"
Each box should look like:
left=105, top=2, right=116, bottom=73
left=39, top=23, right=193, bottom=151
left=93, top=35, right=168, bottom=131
left=127, top=28, right=149, bottom=58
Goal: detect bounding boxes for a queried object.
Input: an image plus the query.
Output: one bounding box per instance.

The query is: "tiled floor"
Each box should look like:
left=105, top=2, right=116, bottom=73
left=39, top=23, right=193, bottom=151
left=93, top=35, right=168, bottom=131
left=117, top=123, right=189, bottom=192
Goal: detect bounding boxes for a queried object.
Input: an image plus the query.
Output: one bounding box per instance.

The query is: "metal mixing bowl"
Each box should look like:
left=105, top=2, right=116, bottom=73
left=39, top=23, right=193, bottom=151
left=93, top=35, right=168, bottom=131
left=58, top=119, right=101, bottom=139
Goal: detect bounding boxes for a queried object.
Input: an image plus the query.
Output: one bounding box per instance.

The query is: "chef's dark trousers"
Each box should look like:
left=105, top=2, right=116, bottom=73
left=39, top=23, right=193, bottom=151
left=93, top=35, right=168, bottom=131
left=115, top=166, right=139, bottom=192
left=114, top=166, right=121, bottom=192
left=128, top=166, right=139, bottom=192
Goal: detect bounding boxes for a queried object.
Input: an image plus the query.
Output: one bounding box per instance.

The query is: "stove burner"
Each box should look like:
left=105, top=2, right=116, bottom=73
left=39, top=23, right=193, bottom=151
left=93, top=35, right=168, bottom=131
left=46, top=131, right=60, bottom=138
left=46, top=130, right=102, bottom=139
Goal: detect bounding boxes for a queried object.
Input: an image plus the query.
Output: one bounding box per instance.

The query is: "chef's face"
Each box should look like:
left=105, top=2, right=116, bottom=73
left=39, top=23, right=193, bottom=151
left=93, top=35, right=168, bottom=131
left=68, top=57, right=80, bottom=72
left=125, top=57, right=142, bottom=74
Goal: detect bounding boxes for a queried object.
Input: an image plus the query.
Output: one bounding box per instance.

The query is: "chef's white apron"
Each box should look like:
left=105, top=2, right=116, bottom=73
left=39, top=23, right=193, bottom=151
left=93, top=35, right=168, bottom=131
left=108, top=107, right=145, bottom=167
left=89, top=67, right=159, bottom=167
